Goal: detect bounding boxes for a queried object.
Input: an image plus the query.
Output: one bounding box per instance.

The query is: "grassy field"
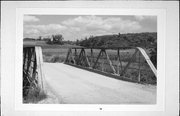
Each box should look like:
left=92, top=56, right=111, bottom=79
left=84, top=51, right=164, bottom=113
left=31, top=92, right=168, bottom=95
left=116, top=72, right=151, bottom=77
left=43, top=48, right=68, bottom=63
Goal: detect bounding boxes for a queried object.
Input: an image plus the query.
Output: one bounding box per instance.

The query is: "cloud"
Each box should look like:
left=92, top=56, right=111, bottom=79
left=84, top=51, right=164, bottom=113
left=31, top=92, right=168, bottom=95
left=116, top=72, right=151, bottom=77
left=135, top=16, right=157, bottom=21
left=24, top=24, right=66, bottom=38
left=134, top=16, right=145, bottom=21
left=62, top=16, right=141, bottom=36
left=24, top=15, right=40, bottom=22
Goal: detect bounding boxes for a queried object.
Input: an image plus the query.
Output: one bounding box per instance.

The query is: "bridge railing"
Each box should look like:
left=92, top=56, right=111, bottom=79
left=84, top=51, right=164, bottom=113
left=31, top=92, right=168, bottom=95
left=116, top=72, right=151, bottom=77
left=65, top=47, right=157, bottom=84
left=23, top=46, right=45, bottom=100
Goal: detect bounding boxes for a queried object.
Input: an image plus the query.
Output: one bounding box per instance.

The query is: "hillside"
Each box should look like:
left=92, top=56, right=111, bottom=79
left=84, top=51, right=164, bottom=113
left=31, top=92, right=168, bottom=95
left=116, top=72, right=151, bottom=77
left=77, top=32, right=157, bottom=49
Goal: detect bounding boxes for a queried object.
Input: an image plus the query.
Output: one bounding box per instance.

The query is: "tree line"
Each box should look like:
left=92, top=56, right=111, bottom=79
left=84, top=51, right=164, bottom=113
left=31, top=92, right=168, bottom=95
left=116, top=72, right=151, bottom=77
left=76, top=32, right=157, bottom=49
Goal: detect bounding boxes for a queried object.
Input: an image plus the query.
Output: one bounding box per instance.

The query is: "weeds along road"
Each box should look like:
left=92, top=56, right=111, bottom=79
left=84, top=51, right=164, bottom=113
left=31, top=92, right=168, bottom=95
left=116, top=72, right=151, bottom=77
left=43, top=63, right=156, bottom=104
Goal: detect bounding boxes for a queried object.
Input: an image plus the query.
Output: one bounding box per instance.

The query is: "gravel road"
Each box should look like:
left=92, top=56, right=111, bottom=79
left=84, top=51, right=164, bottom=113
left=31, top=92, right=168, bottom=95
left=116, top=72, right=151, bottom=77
left=43, top=63, right=156, bottom=104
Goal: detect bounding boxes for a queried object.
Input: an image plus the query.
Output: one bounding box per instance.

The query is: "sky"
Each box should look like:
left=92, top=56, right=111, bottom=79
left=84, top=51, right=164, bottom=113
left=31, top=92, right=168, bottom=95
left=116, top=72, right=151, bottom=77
left=23, top=15, right=157, bottom=41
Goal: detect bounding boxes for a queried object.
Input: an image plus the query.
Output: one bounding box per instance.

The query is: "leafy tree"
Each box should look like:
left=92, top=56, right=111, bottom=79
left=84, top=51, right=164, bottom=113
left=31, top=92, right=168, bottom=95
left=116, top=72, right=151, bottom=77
left=52, top=34, right=64, bottom=44
left=46, top=34, right=64, bottom=45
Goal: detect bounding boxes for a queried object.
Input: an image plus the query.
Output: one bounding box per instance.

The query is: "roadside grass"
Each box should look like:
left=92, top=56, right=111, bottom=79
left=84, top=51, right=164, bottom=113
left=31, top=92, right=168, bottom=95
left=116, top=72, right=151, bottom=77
left=42, top=48, right=68, bottom=63
left=23, top=86, right=47, bottom=104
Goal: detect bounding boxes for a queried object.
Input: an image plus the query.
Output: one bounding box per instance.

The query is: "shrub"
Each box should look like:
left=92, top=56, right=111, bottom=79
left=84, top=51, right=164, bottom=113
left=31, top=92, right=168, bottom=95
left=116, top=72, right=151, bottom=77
left=23, top=84, right=47, bottom=103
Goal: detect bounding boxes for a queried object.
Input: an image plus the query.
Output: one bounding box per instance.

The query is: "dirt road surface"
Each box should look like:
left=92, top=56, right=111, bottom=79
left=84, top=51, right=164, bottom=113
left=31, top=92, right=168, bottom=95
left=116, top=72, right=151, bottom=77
left=43, top=63, right=156, bottom=104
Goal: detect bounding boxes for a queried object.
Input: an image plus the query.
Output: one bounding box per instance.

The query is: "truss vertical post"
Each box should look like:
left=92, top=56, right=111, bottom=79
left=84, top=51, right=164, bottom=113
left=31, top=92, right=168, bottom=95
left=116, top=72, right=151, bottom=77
left=77, top=48, right=83, bottom=65
left=23, top=48, right=27, bottom=69
left=29, top=48, right=35, bottom=79
left=117, top=48, right=123, bottom=75
left=90, top=48, right=94, bottom=67
left=117, top=49, right=120, bottom=75
left=26, top=48, right=33, bottom=75
left=32, top=50, right=37, bottom=79
left=69, top=49, right=76, bottom=64
left=83, top=49, right=90, bottom=67
left=74, top=48, right=77, bottom=61
left=65, top=48, right=71, bottom=63
left=101, top=51, right=105, bottom=72
left=75, top=48, right=77, bottom=56
left=138, top=51, right=141, bottom=82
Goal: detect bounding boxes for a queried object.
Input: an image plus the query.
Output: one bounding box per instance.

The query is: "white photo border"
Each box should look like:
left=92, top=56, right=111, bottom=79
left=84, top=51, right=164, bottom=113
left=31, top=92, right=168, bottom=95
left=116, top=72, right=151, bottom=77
left=15, top=8, right=166, bottom=111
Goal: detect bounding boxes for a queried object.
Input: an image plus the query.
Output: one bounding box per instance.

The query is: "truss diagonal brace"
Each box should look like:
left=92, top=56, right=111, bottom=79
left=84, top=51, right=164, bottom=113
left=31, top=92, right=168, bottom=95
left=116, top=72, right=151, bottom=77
left=120, top=49, right=138, bottom=76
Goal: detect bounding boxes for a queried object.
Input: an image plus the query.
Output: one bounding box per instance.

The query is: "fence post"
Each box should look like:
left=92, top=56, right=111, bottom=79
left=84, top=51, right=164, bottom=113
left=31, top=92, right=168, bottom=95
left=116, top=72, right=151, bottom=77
left=82, top=49, right=90, bottom=67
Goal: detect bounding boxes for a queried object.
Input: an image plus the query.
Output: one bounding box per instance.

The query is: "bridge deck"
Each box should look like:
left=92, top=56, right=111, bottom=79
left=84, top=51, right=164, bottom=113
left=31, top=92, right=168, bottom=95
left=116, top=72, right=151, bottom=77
left=44, top=63, right=156, bottom=104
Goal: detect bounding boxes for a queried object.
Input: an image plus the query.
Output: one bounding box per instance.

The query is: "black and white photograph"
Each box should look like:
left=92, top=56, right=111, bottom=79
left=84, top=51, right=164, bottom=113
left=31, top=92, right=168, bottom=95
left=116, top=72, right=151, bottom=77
left=1, top=1, right=179, bottom=116
left=23, top=14, right=157, bottom=104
